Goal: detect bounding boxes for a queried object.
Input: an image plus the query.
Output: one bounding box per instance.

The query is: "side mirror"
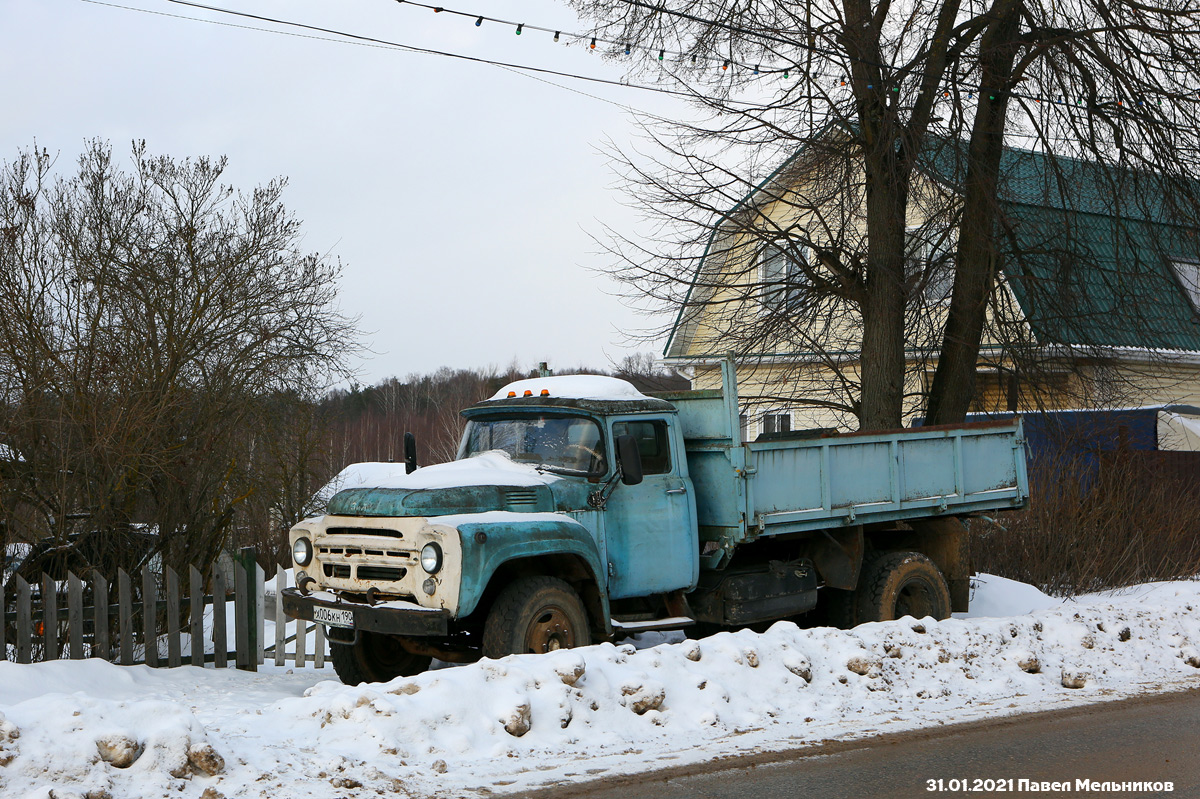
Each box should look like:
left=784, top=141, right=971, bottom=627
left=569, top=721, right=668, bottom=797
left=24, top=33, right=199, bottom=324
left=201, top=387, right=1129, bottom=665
left=615, top=434, right=643, bottom=486
left=404, top=432, right=418, bottom=474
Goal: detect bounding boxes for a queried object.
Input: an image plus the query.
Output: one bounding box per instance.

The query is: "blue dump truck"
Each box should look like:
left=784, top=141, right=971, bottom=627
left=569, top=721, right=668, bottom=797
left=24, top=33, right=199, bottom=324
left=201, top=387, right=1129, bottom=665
left=282, top=361, right=1029, bottom=684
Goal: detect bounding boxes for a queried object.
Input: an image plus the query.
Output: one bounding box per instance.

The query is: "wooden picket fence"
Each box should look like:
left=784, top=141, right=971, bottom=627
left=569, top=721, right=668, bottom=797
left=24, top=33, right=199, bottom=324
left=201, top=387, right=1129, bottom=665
left=1, top=547, right=330, bottom=670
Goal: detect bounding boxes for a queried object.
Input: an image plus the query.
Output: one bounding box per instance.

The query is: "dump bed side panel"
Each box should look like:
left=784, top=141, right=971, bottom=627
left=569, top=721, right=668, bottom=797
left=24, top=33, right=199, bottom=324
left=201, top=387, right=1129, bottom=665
left=747, top=421, right=1028, bottom=535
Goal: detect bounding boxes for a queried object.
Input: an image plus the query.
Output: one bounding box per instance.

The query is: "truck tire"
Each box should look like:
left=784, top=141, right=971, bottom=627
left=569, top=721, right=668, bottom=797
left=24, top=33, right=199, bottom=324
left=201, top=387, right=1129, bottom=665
left=482, top=576, right=591, bottom=658
left=856, top=551, right=951, bottom=624
left=330, top=631, right=432, bottom=685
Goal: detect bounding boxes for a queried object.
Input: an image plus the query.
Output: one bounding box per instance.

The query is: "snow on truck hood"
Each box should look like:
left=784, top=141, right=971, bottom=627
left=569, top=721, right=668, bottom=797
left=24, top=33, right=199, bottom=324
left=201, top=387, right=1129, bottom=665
left=488, top=374, right=652, bottom=402
left=313, top=451, right=557, bottom=510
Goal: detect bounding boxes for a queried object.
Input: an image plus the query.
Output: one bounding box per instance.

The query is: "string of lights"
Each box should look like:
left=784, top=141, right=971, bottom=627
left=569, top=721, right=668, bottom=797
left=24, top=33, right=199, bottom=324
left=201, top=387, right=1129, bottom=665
left=86, top=0, right=1197, bottom=118
left=388, top=0, right=1194, bottom=112
left=79, top=0, right=775, bottom=108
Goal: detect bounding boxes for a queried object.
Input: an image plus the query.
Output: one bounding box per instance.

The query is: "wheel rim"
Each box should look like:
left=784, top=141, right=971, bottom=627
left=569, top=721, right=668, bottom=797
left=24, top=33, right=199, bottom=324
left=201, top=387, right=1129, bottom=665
left=895, top=578, right=938, bottom=618
left=523, top=605, right=577, bottom=653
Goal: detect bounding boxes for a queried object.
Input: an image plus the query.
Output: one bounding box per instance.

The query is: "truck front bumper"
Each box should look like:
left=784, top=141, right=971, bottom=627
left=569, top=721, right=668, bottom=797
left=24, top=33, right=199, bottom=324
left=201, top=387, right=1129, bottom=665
left=281, top=587, right=451, bottom=637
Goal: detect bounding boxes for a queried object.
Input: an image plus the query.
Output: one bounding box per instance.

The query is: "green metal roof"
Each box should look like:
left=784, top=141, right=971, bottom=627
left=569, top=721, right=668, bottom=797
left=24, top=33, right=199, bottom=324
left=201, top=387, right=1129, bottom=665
left=926, top=146, right=1200, bottom=351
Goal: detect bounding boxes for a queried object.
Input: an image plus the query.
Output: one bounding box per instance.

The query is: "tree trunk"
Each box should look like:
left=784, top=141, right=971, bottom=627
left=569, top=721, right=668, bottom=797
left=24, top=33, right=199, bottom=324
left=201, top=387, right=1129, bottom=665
left=925, top=1, right=1023, bottom=425
left=858, top=147, right=910, bottom=430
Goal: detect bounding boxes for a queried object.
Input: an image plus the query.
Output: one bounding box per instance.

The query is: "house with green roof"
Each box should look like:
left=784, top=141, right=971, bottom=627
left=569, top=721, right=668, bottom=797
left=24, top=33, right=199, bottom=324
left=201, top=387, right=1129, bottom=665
left=662, top=138, right=1200, bottom=434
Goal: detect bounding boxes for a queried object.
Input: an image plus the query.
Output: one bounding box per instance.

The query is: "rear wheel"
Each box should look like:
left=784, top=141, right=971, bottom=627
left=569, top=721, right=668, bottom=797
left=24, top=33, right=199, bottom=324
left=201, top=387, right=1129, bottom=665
left=482, top=576, right=591, bottom=658
left=856, top=551, right=951, bottom=623
left=330, top=631, right=432, bottom=685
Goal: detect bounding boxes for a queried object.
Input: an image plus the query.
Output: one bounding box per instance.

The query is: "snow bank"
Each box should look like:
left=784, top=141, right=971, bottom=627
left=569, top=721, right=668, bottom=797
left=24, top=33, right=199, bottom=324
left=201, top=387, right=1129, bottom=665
left=1, top=579, right=1198, bottom=798
left=489, top=375, right=651, bottom=402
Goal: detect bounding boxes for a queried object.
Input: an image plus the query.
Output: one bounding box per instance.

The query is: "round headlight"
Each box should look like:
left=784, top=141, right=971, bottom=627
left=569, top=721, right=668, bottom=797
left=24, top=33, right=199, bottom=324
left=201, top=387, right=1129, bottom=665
left=420, top=542, right=443, bottom=574
left=292, top=537, right=313, bottom=567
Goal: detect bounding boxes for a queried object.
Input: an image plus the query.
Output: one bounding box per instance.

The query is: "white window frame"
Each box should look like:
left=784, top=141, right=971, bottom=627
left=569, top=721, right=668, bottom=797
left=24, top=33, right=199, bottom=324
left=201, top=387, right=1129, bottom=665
left=757, top=239, right=813, bottom=315
left=1171, top=258, right=1200, bottom=313
left=761, top=412, right=792, bottom=435
left=907, top=225, right=956, bottom=304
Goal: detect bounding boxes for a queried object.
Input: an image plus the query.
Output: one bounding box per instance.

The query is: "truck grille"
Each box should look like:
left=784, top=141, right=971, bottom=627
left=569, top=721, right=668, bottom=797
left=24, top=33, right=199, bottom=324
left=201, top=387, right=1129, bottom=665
left=319, top=545, right=407, bottom=558
left=326, top=526, right=404, bottom=539
left=357, top=566, right=407, bottom=582
left=323, top=564, right=352, bottom=579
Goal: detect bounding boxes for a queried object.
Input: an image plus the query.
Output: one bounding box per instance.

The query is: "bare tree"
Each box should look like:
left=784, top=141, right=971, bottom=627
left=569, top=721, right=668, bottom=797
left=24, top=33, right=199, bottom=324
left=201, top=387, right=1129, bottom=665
left=569, top=0, right=1200, bottom=429
left=0, top=140, right=361, bottom=573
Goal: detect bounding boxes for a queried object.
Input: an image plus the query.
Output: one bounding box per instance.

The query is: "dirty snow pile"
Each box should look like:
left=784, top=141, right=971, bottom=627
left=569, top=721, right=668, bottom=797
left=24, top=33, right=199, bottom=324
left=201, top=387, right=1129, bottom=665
left=2, top=577, right=1199, bottom=799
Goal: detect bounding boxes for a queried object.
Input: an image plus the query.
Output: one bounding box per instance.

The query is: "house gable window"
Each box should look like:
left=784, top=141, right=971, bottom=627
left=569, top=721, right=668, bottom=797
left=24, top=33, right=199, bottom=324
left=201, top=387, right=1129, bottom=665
left=758, top=240, right=812, bottom=314
left=1171, top=258, right=1200, bottom=313
left=907, top=226, right=956, bottom=303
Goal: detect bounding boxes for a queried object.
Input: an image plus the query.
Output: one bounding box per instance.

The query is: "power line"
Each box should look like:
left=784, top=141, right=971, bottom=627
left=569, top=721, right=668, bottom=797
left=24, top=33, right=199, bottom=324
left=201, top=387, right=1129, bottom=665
left=387, top=0, right=1198, bottom=112
left=153, top=0, right=782, bottom=109
left=84, top=0, right=1197, bottom=123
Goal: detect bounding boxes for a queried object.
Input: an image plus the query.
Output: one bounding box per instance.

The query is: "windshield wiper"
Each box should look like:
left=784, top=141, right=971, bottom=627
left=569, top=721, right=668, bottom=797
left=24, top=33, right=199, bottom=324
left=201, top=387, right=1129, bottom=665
left=534, top=464, right=594, bottom=477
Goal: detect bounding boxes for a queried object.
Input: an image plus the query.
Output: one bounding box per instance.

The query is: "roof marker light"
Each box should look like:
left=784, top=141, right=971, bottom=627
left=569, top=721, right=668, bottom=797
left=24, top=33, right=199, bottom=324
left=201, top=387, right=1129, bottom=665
left=507, top=391, right=516, bottom=398
left=523, top=390, right=533, bottom=397
left=540, top=389, right=550, bottom=396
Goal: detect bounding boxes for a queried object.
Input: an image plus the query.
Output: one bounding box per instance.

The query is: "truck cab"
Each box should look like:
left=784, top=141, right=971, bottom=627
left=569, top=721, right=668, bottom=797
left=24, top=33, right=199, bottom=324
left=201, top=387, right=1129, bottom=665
left=282, top=375, right=699, bottom=683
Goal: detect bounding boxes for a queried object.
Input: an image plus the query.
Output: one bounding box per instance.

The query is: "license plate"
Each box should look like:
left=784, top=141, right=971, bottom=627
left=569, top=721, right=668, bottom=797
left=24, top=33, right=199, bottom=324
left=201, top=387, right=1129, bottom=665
left=313, top=606, right=354, bottom=628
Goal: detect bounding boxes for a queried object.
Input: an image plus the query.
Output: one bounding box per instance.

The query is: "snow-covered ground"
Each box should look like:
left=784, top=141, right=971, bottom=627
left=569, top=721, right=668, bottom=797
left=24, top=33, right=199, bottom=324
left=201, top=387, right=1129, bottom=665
left=1, top=574, right=1198, bottom=799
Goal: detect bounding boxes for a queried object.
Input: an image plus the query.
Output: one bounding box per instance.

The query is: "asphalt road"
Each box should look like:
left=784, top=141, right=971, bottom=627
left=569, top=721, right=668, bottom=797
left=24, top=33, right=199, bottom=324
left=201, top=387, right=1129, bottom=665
left=536, top=687, right=1200, bottom=799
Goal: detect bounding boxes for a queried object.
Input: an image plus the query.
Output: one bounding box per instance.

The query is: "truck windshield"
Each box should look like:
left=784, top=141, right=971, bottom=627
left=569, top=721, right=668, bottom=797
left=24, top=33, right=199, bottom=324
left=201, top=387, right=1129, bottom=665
left=462, top=415, right=606, bottom=476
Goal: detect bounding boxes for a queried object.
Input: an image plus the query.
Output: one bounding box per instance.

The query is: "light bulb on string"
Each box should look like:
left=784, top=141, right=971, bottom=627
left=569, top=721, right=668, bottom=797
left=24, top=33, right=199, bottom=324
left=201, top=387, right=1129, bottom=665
left=590, top=37, right=596, bottom=49
left=474, top=16, right=482, bottom=26
left=515, top=23, right=522, bottom=35
left=658, top=49, right=664, bottom=61
left=553, top=31, right=560, bottom=42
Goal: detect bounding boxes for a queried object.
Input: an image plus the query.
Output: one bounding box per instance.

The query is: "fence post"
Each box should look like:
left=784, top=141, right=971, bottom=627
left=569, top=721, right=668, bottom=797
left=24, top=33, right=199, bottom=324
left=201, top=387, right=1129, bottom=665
left=0, top=570, right=5, bottom=658
left=14, top=576, right=31, bottom=664
left=166, top=567, right=181, bottom=668
left=233, top=547, right=257, bottom=672
left=118, top=569, right=133, bottom=666
left=314, top=621, right=325, bottom=669
left=255, top=563, right=265, bottom=666
left=273, top=567, right=286, bottom=667
left=295, top=610, right=307, bottom=668
left=67, top=572, right=83, bottom=659
left=142, top=567, right=158, bottom=667
left=93, top=570, right=110, bottom=662
left=212, top=568, right=227, bottom=669
left=234, top=553, right=248, bottom=670
left=41, top=574, right=57, bottom=661
left=189, top=566, right=204, bottom=668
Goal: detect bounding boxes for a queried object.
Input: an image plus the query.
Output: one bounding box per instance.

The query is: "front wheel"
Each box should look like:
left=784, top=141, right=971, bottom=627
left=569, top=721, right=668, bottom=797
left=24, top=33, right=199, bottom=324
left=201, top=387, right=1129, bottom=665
left=856, top=551, right=951, bottom=624
left=330, top=631, right=432, bottom=685
left=482, top=576, right=591, bottom=659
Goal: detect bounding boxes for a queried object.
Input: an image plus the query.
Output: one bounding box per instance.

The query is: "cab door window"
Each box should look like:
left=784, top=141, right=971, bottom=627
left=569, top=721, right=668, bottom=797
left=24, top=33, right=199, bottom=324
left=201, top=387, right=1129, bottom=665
left=612, top=420, right=671, bottom=475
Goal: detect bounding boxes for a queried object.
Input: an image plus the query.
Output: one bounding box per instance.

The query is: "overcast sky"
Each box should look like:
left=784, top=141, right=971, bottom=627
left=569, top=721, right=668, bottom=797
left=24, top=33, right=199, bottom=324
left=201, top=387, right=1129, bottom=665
left=2, top=0, right=692, bottom=385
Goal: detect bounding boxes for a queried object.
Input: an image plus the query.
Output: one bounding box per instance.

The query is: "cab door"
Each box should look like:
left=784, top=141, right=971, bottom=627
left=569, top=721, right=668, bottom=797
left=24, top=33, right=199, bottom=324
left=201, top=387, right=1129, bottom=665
left=602, top=416, right=698, bottom=600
